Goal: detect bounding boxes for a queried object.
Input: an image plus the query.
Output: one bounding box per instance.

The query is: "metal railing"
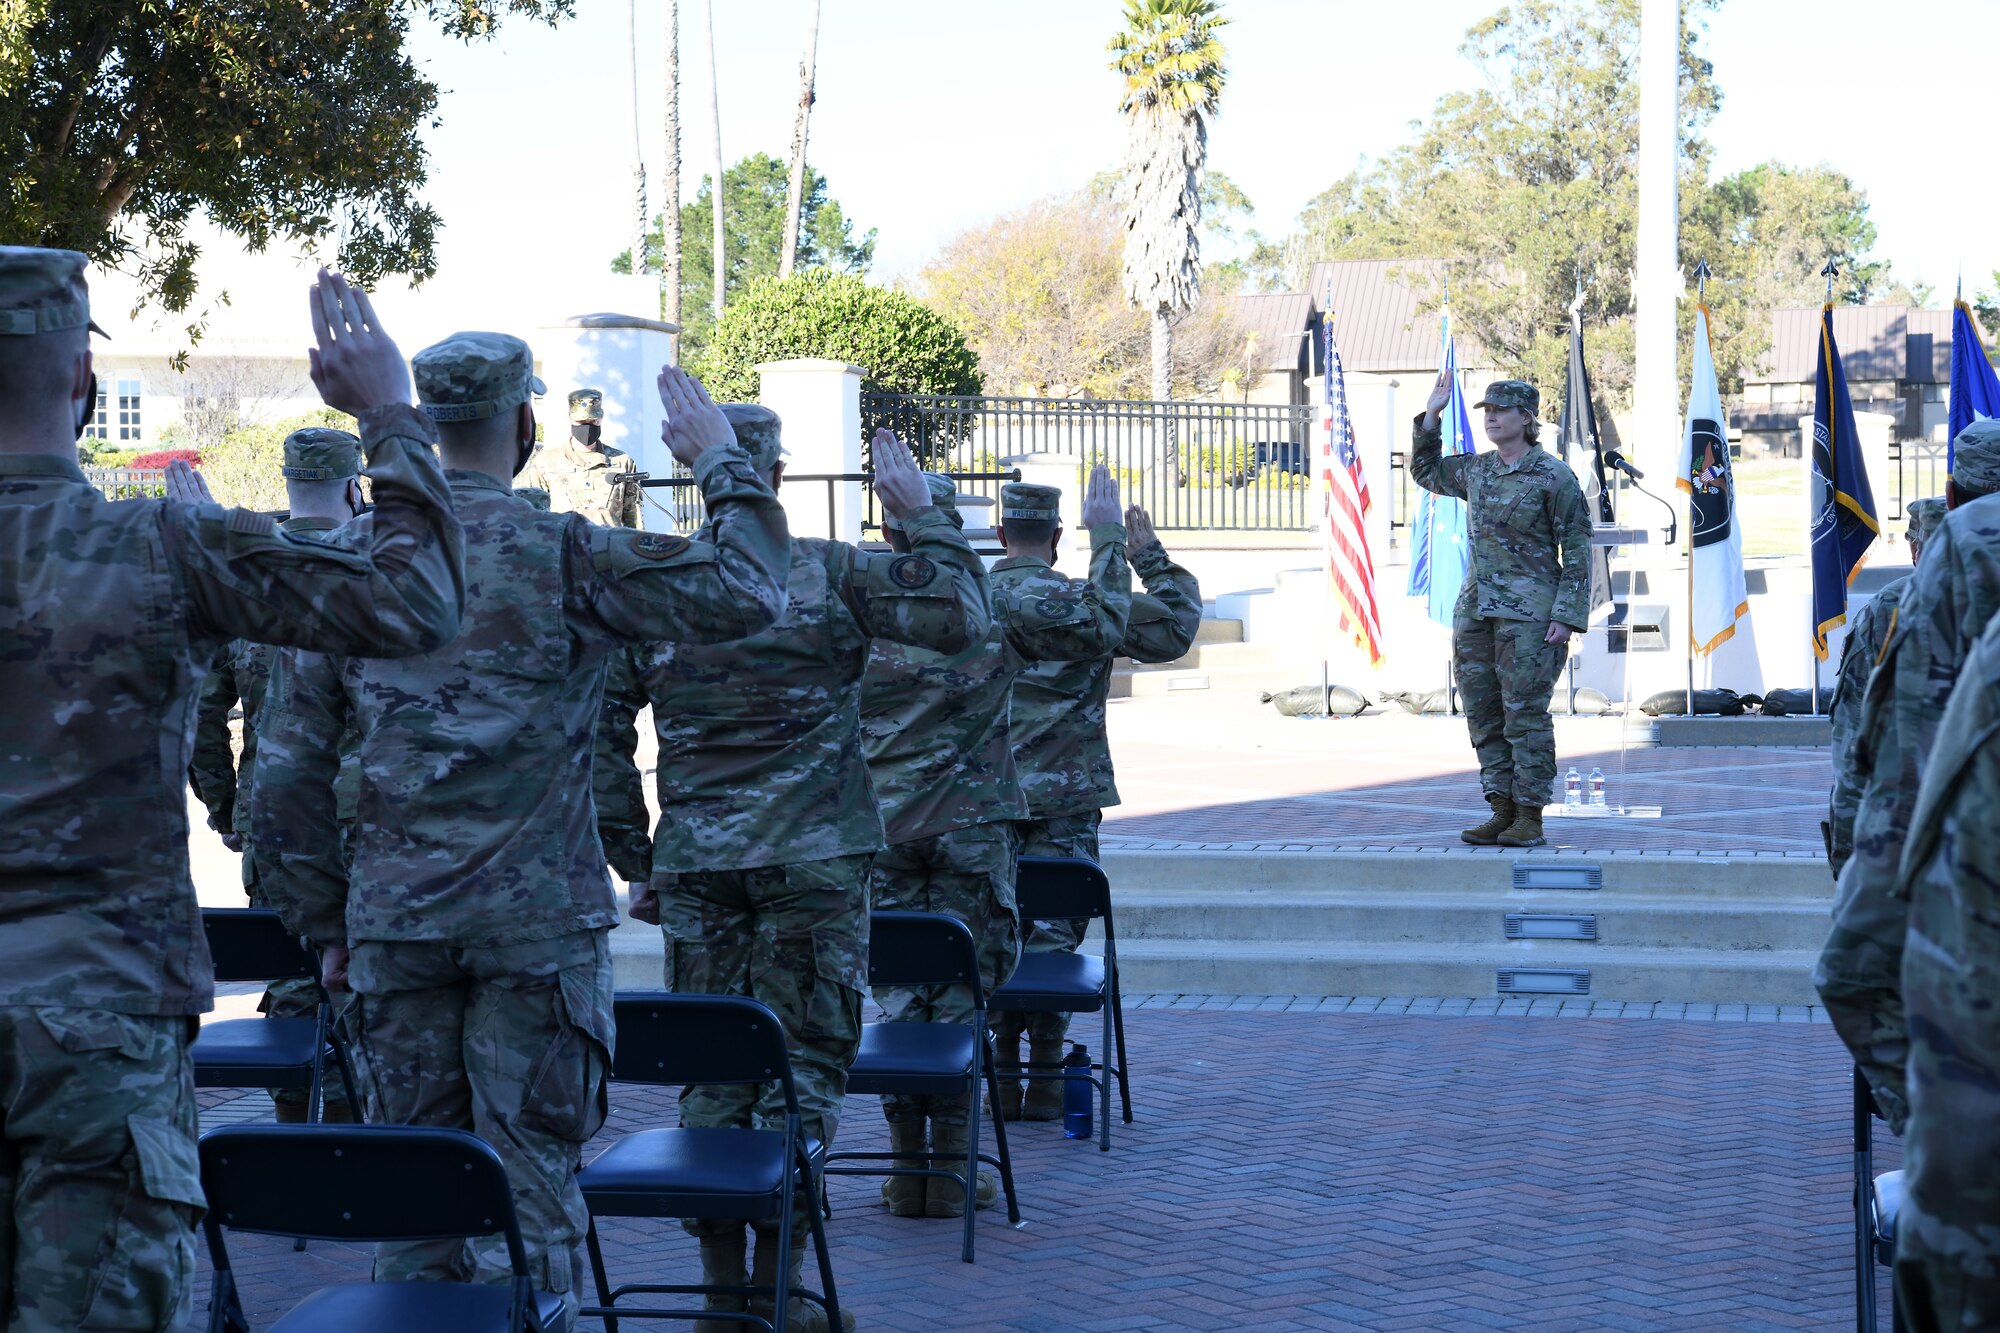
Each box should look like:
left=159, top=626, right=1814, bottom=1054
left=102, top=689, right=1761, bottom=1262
left=860, top=393, right=1316, bottom=531
left=639, top=469, right=1022, bottom=542
left=85, top=466, right=165, bottom=498
left=1887, top=439, right=1949, bottom=522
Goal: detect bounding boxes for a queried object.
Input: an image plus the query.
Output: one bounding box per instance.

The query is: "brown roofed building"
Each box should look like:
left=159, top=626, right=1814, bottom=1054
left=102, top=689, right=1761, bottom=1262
left=1226, top=291, right=1322, bottom=405
left=1735, top=304, right=1953, bottom=455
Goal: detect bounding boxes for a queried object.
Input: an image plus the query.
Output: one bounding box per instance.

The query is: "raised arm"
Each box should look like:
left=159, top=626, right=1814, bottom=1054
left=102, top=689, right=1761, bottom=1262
left=1005, top=465, right=1133, bottom=662
left=842, top=430, right=990, bottom=653
left=1409, top=370, right=1471, bottom=500
left=1118, top=506, right=1202, bottom=664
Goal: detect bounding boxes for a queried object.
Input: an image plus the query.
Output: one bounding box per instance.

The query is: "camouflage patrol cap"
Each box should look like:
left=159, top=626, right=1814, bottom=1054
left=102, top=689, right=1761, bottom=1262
left=569, top=388, right=604, bottom=422
left=1952, top=418, right=2000, bottom=495
left=412, top=332, right=546, bottom=423
left=1473, top=380, right=1540, bottom=414
left=721, top=403, right=785, bottom=473
left=516, top=486, right=552, bottom=511
left=883, top=472, right=964, bottom=530
left=1905, top=496, right=1946, bottom=546
left=0, top=246, right=106, bottom=337
left=280, top=427, right=363, bottom=481
left=1000, top=481, right=1061, bottom=522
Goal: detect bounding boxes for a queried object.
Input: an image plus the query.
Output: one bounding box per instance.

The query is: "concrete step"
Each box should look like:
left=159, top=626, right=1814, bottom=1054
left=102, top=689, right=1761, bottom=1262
left=1125, top=639, right=1291, bottom=675
left=1193, top=617, right=1244, bottom=645
left=1112, top=663, right=1301, bottom=700
left=1096, top=938, right=1822, bottom=1006
left=1109, top=891, right=1832, bottom=952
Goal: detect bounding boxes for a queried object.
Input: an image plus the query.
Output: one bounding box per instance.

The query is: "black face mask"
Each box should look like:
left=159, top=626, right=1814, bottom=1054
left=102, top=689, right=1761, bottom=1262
left=514, top=433, right=535, bottom=478
left=75, top=373, right=97, bottom=440
left=571, top=422, right=602, bottom=449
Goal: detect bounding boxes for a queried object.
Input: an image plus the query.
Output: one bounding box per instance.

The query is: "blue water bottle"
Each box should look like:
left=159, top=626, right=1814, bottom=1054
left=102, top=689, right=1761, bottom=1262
left=1062, top=1045, right=1093, bottom=1141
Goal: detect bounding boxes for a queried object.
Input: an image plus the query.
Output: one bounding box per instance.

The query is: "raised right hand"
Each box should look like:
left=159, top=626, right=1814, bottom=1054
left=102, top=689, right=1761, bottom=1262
left=1421, top=370, right=1453, bottom=427
left=656, top=366, right=737, bottom=467
left=307, top=269, right=411, bottom=416
left=871, top=429, right=931, bottom=520
left=1079, top=463, right=1122, bottom=528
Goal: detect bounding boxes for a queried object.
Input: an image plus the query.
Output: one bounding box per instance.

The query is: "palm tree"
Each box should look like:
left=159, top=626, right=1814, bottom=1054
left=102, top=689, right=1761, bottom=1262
left=626, top=0, right=648, bottom=274
left=661, top=0, right=681, bottom=353
left=1108, top=0, right=1229, bottom=404
left=705, top=0, right=725, bottom=320
left=779, top=0, right=822, bottom=279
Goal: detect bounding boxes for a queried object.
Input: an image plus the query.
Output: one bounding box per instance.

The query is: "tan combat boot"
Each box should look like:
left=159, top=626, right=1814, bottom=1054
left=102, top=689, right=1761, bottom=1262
left=1460, top=793, right=1516, bottom=846
left=1497, top=805, right=1546, bottom=848
left=694, top=1227, right=749, bottom=1333
left=1022, top=1040, right=1066, bottom=1121
left=923, top=1116, right=999, bottom=1218
left=878, top=1117, right=927, bottom=1217
left=747, top=1228, right=855, bottom=1333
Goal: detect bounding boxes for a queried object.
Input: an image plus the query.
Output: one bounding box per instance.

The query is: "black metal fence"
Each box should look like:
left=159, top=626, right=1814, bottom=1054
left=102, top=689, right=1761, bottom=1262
left=861, top=393, right=1316, bottom=531
left=1887, top=439, right=1949, bottom=522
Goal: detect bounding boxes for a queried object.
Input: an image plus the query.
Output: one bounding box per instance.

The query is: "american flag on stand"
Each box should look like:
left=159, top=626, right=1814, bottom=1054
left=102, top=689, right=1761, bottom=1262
left=1320, top=321, right=1384, bottom=665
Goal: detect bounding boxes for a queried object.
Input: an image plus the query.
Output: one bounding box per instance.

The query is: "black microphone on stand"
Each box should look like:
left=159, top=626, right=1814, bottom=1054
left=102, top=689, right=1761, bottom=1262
left=1608, top=450, right=1677, bottom=548
left=1602, top=449, right=1645, bottom=481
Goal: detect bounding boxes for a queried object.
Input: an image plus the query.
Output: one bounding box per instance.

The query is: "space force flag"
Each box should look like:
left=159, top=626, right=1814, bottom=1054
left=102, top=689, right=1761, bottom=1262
left=1808, top=302, right=1880, bottom=659
left=1950, top=299, right=2000, bottom=474
left=1676, top=304, right=1748, bottom=654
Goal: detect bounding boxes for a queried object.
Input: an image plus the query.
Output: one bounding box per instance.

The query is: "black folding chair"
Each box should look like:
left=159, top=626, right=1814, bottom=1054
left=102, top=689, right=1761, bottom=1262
left=577, top=993, right=840, bottom=1333
left=1853, top=1067, right=1907, bottom=1333
left=991, top=856, right=1131, bottom=1152
left=822, top=911, right=1022, bottom=1263
left=199, top=1124, right=562, bottom=1332
left=192, top=908, right=358, bottom=1125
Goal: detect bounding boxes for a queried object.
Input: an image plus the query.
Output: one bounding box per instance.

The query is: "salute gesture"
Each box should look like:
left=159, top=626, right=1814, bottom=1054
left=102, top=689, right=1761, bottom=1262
left=1079, top=463, right=1122, bottom=528
left=307, top=268, right=411, bottom=415
left=871, top=428, right=931, bottom=521
left=657, top=366, right=739, bottom=467
left=1422, top=369, right=1453, bottom=430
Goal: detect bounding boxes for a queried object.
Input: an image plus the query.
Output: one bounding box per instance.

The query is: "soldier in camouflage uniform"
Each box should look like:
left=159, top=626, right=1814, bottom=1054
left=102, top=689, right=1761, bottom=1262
left=253, top=351, right=789, bottom=1326
left=861, top=467, right=1131, bottom=1217
left=1825, top=496, right=1945, bottom=878
left=600, top=412, right=987, bottom=1332
left=517, top=386, right=642, bottom=528
left=0, top=254, right=465, bottom=1333
left=1894, top=606, right=2000, bottom=1331
left=988, top=502, right=1201, bottom=1120
left=1816, top=419, right=2000, bottom=1136
left=188, top=427, right=368, bottom=1123
left=1411, top=376, right=1592, bottom=849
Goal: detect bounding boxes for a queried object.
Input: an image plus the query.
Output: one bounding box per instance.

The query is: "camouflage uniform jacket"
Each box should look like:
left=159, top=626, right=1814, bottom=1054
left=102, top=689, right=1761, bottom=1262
left=253, top=444, right=789, bottom=951
left=1007, top=538, right=1202, bottom=819
left=1896, top=608, right=2000, bottom=1296
left=518, top=440, right=641, bottom=528
left=0, top=406, right=465, bottom=1015
left=607, top=508, right=992, bottom=874
left=1826, top=574, right=1910, bottom=878
left=594, top=643, right=656, bottom=884
left=1410, top=415, right=1593, bottom=631
left=1819, top=493, right=2000, bottom=1131
left=862, top=522, right=1132, bottom=846
left=188, top=516, right=346, bottom=837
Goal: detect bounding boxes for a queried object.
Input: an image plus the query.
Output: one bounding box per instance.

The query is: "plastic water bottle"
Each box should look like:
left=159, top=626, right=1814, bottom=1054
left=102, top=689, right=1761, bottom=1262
left=1061, top=1045, right=1093, bottom=1141
left=1588, top=766, right=1607, bottom=808
left=1564, top=767, right=1583, bottom=807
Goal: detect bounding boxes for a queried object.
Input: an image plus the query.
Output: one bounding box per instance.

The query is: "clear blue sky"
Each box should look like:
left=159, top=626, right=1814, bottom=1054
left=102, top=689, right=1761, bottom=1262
left=156, top=1, right=2000, bottom=344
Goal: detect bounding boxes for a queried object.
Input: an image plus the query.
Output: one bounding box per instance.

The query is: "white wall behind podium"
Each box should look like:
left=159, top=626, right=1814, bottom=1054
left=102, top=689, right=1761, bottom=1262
left=535, top=307, right=678, bottom=533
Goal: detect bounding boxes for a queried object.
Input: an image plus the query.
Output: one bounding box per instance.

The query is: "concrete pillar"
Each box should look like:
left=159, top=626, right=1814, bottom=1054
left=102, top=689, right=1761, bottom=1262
left=999, top=451, right=1084, bottom=552
left=757, top=358, right=865, bottom=542
left=1633, top=0, right=1681, bottom=491
left=534, top=311, right=679, bottom=532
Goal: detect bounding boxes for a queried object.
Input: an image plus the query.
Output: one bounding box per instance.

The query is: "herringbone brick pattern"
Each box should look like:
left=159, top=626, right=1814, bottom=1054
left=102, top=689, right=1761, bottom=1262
left=190, top=1006, right=1884, bottom=1332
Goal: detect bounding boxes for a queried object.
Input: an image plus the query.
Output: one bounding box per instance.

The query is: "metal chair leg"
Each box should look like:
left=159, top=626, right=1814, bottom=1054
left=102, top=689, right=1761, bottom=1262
left=982, top=1033, right=1022, bottom=1224
left=1110, top=961, right=1134, bottom=1124
left=1098, top=999, right=1113, bottom=1152
left=583, top=1219, right=619, bottom=1333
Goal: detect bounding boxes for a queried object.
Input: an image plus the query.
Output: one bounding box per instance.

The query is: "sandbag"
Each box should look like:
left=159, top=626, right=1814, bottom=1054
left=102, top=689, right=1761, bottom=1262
left=1550, top=687, right=1614, bottom=716
left=1638, top=687, right=1746, bottom=717
left=1758, top=687, right=1825, bottom=717
left=1261, top=684, right=1370, bottom=718
left=1380, top=688, right=1451, bottom=716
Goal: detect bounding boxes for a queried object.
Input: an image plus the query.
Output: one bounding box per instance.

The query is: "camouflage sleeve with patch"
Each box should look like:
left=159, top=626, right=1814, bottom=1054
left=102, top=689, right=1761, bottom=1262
left=187, top=646, right=241, bottom=833
left=566, top=442, right=791, bottom=648
left=842, top=505, right=991, bottom=655
left=247, top=647, right=350, bottom=948
left=1119, top=539, right=1201, bottom=664
left=1409, top=413, right=1471, bottom=500
left=167, top=404, right=464, bottom=658
left=1549, top=466, right=1593, bottom=632
left=1003, top=523, right=1133, bottom=663
left=593, top=643, right=655, bottom=883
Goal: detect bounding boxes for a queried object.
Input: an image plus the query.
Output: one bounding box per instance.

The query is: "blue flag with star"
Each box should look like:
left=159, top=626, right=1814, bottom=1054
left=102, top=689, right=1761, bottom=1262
left=1407, top=309, right=1472, bottom=626
left=1950, top=299, right=2000, bottom=473
left=1810, top=303, right=1880, bottom=659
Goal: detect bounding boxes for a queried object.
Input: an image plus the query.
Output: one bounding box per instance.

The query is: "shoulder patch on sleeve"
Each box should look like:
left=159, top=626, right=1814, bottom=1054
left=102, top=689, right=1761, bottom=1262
left=227, top=507, right=276, bottom=537
left=633, top=532, right=691, bottom=560
left=594, top=525, right=716, bottom=578
left=889, top=554, right=937, bottom=588
left=864, top=549, right=953, bottom=598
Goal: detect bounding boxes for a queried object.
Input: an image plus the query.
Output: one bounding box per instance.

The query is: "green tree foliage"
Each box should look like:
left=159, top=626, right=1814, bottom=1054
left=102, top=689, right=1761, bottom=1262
left=614, top=152, right=874, bottom=354
left=1262, top=0, right=1907, bottom=403
left=0, top=1, right=570, bottom=326
left=1973, top=271, right=2000, bottom=345
left=200, top=408, right=353, bottom=512
left=921, top=188, right=1247, bottom=399
left=688, top=271, right=977, bottom=462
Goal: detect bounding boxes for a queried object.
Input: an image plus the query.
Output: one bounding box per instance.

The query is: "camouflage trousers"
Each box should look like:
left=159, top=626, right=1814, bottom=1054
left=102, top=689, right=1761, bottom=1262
left=1453, top=614, right=1567, bottom=807
left=349, top=931, right=612, bottom=1326
left=243, top=843, right=356, bottom=1118
left=658, top=853, right=871, bottom=1241
left=993, top=812, right=1101, bottom=1047
left=870, top=822, right=1021, bottom=1128
left=0, top=1008, right=205, bottom=1333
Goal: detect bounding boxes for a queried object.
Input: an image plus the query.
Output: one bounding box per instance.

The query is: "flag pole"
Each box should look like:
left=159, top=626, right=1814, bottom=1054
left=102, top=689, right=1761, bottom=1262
left=1687, top=259, right=1709, bottom=713
left=1443, top=274, right=1458, bottom=715
left=1813, top=257, right=1840, bottom=715
left=1321, top=279, right=1334, bottom=718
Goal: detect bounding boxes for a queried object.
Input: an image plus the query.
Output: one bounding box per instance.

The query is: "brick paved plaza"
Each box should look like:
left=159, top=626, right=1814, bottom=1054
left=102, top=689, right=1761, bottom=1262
left=194, top=996, right=1881, bottom=1332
